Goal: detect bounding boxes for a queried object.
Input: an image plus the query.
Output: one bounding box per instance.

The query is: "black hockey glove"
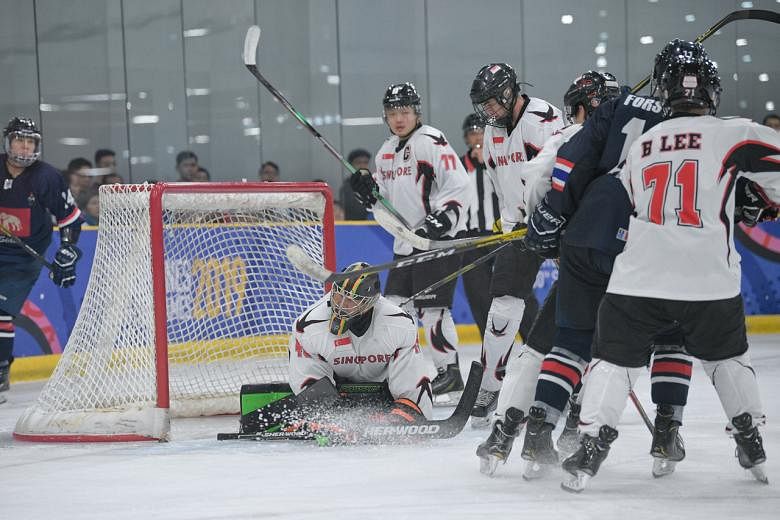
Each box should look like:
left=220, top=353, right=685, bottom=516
left=349, top=168, right=378, bottom=208
left=417, top=210, right=452, bottom=240
left=734, top=177, right=778, bottom=227
left=524, top=196, right=566, bottom=259
left=50, top=244, right=82, bottom=288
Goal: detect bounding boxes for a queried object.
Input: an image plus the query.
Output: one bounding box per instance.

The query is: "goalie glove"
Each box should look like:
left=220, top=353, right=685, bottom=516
left=349, top=168, right=378, bottom=208
left=735, top=177, right=778, bottom=227
left=524, top=196, right=566, bottom=259
left=50, top=244, right=81, bottom=288
left=417, top=210, right=452, bottom=240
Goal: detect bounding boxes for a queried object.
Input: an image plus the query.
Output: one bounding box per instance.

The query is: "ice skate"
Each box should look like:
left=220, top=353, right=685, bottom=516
left=650, top=404, right=685, bottom=478
left=476, top=407, right=525, bottom=476
left=556, top=395, right=581, bottom=457
left=521, top=407, right=559, bottom=479
left=560, top=425, right=618, bottom=493
left=432, top=361, right=464, bottom=406
left=732, top=413, right=769, bottom=484
left=471, top=389, right=499, bottom=429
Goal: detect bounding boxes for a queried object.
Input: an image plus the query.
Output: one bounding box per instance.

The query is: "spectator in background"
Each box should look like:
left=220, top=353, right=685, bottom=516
left=82, top=190, right=100, bottom=225
left=176, top=151, right=199, bottom=181
left=100, top=173, right=124, bottom=185
left=66, top=157, right=94, bottom=202
left=191, top=166, right=210, bottom=182
left=259, top=161, right=280, bottom=182
left=94, top=148, right=116, bottom=182
left=340, top=148, right=371, bottom=220
left=763, top=113, right=780, bottom=131
left=333, top=200, right=345, bottom=221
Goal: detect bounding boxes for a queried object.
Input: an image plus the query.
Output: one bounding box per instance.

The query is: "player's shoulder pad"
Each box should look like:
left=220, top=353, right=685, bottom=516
left=524, top=97, right=564, bottom=125
left=415, top=124, right=449, bottom=147
left=31, top=160, right=64, bottom=180
left=374, top=297, right=417, bottom=330
left=616, top=91, right=664, bottom=115
left=294, top=297, right=331, bottom=335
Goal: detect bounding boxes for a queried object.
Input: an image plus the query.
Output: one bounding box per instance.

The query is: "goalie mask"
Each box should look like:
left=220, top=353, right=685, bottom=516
left=658, top=41, right=721, bottom=115
left=4, top=117, right=42, bottom=168
left=470, top=63, right=521, bottom=128
left=563, top=71, right=620, bottom=124
left=329, top=262, right=381, bottom=335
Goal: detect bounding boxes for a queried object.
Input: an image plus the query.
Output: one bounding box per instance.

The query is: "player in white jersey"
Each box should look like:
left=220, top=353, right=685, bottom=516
left=289, top=262, right=433, bottom=423
left=349, top=83, right=472, bottom=403
left=562, top=42, right=779, bottom=492
left=475, top=72, right=620, bottom=473
left=467, top=63, right=564, bottom=426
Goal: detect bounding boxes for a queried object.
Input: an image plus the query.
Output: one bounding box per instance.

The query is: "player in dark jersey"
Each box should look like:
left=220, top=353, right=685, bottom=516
left=519, top=43, right=699, bottom=479
left=0, top=117, right=83, bottom=403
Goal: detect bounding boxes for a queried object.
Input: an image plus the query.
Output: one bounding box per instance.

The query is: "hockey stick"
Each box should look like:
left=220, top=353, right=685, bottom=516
left=242, top=26, right=412, bottom=231
left=219, top=361, right=482, bottom=443
left=400, top=243, right=509, bottom=306
left=287, top=227, right=524, bottom=284
left=628, top=390, right=654, bottom=433
left=0, top=222, right=53, bottom=270
left=631, top=9, right=780, bottom=93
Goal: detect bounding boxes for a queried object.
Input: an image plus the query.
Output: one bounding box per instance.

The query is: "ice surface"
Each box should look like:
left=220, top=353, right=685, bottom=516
left=2, top=336, right=779, bottom=520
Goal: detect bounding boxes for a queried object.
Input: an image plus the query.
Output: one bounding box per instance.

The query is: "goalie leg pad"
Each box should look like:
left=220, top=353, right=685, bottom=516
left=701, top=353, right=765, bottom=432
left=578, top=359, right=643, bottom=437
left=480, top=295, right=525, bottom=391
left=494, top=344, right=544, bottom=422
left=420, top=307, right=459, bottom=368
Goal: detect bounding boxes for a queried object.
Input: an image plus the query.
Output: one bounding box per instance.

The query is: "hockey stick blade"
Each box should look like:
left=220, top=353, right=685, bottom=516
left=631, top=9, right=780, bottom=93
left=220, top=361, right=482, bottom=444
left=243, top=25, right=260, bottom=66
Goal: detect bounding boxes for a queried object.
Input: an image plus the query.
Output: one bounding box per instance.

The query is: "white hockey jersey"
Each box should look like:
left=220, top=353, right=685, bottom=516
left=483, top=95, right=565, bottom=231
left=523, top=123, right=582, bottom=215
left=609, top=116, right=780, bottom=301
left=288, top=295, right=433, bottom=418
left=373, top=124, right=472, bottom=255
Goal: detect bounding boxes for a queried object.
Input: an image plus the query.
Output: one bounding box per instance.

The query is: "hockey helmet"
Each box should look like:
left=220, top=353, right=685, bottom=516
left=563, top=71, right=621, bottom=123
left=658, top=41, right=721, bottom=115
left=470, top=63, right=521, bottom=128
left=462, top=113, right=485, bottom=137
left=3, top=117, right=41, bottom=168
left=382, top=82, right=422, bottom=115
left=329, top=262, right=381, bottom=335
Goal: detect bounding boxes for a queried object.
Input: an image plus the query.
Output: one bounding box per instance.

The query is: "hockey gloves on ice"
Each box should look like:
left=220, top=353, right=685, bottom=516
left=735, top=177, right=778, bottom=227
left=524, top=196, right=566, bottom=259
left=350, top=168, right=378, bottom=208
left=370, top=398, right=425, bottom=425
left=418, top=210, right=452, bottom=240
left=50, top=244, right=82, bottom=288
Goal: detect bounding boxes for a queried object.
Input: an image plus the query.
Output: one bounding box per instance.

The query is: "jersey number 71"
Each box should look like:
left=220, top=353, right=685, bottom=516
left=641, top=160, right=702, bottom=227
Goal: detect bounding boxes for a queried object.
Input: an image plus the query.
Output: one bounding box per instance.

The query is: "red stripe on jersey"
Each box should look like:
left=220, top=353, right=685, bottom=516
left=334, top=337, right=351, bottom=347
left=556, top=157, right=575, bottom=169
left=0, top=322, right=14, bottom=332
left=652, top=361, right=692, bottom=377
left=492, top=136, right=504, bottom=144
left=541, top=359, right=581, bottom=386
left=59, top=207, right=81, bottom=227
left=382, top=153, right=395, bottom=160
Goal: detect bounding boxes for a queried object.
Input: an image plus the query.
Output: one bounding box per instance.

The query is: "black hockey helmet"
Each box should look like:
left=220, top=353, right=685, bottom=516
left=3, top=117, right=41, bottom=167
left=650, top=39, right=709, bottom=97
left=382, top=82, right=422, bottom=115
left=329, top=262, right=381, bottom=335
left=658, top=41, right=721, bottom=115
left=462, top=113, right=484, bottom=137
left=470, top=63, right=521, bottom=128
left=563, top=71, right=621, bottom=123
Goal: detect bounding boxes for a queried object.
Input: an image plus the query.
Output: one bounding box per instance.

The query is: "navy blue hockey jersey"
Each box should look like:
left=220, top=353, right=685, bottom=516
left=0, top=156, right=82, bottom=261
left=547, top=90, right=666, bottom=254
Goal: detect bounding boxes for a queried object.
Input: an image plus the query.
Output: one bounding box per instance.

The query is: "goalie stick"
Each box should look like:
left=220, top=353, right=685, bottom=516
left=218, top=360, right=482, bottom=443
left=287, top=226, right=525, bottom=285
left=631, top=9, right=780, bottom=93
left=242, top=26, right=412, bottom=232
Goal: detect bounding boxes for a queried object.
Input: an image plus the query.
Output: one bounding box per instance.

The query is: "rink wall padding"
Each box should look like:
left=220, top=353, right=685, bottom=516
left=9, top=220, right=780, bottom=384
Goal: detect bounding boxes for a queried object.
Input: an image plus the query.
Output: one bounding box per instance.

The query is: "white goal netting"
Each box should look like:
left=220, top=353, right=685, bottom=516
left=15, top=183, right=333, bottom=441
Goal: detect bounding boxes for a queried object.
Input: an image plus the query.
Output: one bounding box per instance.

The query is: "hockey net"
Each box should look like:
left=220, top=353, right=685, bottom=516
left=14, top=182, right=335, bottom=442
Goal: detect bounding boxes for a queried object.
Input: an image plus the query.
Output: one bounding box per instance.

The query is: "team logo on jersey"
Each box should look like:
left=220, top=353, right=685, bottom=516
left=334, top=337, right=352, bottom=348
left=616, top=227, right=628, bottom=242
left=529, top=104, right=559, bottom=123
left=382, top=153, right=394, bottom=160
left=403, top=146, right=411, bottom=161
left=423, top=133, right=448, bottom=147
left=0, top=207, right=31, bottom=237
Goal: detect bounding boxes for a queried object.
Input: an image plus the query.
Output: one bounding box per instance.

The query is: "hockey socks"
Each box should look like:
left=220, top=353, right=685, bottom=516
left=494, top=344, right=544, bottom=422
left=534, top=347, right=588, bottom=425
left=578, top=359, right=643, bottom=437
left=701, top=352, right=765, bottom=432
left=651, top=347, right=692, bottom=424
left=421, top=307, right=459, bottom=369
left=480, top=295, right=524, bottom=391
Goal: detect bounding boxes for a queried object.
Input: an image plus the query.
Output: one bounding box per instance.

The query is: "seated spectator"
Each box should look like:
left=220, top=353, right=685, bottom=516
left=259, top=161, right=280, bottom=182
left=190, top=166, right=210, bottom=182
left=100, top=173, right=124, bottom=185
left=763, top=113, right=780, bottom=131
left=94, top=148, right=117, bottom=184
left=333, top=200, right=345, bottom=221
left=340, top=148, right=371, bottom=220
left=82, top=190, right=100, bottom=225
left=66, top=157, right=94, bottom=200
left=176, top=151, right=199, bottom=181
